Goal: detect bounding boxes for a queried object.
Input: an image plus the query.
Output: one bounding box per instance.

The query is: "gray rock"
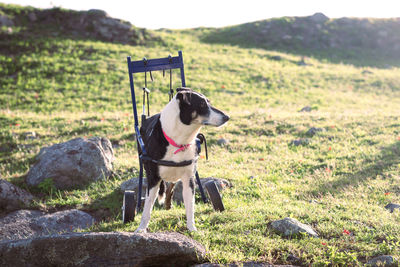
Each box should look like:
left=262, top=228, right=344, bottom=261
left=384, top=203, right=400, bottom=213
left=173, top=177, right=231, bottom=204
left=0, top=232, right=206, bottom=267
left=270, top=55, right=282, bottom=61
left=290, top=139, right=309, bottom=146
left=120, top=177, right=231, bottom=205
left=306, top=127, right=324, bottom=137
left=0, top=14, right=14, bottom=27
left=0, top=179, right=33, bottom=212
left=28, top=12, right=37, bottom=22
left=23, top=131, right=37, bottom=140
left=362, top=70, right=373, bottom=75
left=367, top=255, right=397, bottom=267
left=26, top=137, right=114, bottom=189
left=270, top=217, right=318, bottom=237
left=309, top=12, right=329, bottom=23
left=120, top=177, right=147, bottom=198
left=87, top=9, right=108, bottom=17
left=217, top=138, right=229, bottom=146
left=0, top=209, right=95, bottom=241
left=299, top=106, right=312, bottom=112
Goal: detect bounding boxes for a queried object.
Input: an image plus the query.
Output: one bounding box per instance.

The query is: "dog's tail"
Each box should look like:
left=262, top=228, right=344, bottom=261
left=158, top=180, right=166, bottom=204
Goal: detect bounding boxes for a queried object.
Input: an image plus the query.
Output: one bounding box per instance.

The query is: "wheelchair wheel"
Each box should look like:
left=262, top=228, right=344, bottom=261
left=122, top=191, right=136, bottom=223
left=205, top=181, right=225, bottom=212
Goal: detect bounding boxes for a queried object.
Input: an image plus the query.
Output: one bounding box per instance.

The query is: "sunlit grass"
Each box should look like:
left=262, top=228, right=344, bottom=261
left=1, top=16, right=400, bottom=266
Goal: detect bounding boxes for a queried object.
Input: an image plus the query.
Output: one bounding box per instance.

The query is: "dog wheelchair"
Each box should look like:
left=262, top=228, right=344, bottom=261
left=122, top=51, right=224, bottom=223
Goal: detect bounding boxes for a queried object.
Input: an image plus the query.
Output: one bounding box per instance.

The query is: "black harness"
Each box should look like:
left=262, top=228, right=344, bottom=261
left=139, top=113, right=207, bottom=167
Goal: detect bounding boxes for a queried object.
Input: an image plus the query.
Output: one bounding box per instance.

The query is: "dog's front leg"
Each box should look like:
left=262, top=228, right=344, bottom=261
left=135, top=182, right=160, bottom=233
left=182, top=176, right=197, bottom=232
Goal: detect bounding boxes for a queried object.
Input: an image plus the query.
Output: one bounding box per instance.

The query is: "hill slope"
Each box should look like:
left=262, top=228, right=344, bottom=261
left=200, top=13, right=400, bottom=67
left=0, top=4, right=160, bottom=45
left=1, top=4, right=400, bottom=266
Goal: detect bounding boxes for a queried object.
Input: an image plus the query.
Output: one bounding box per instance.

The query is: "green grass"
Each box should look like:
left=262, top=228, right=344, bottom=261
left=1, top=5, right=400, bottom=266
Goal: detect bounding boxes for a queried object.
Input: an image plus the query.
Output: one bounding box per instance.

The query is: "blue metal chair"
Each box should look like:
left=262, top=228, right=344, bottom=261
left=123, top=51, right=224, bottom=223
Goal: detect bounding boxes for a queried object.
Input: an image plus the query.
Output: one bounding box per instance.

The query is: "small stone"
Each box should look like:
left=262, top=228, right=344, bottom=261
left=28, top=12, right=37, bottom=22
left=299, top=106, right=312, bottom=112
left=384, top=203, right=400, bottom=213
left=270, top=217, right=318, bottom=237
left=87, top=9, right=108, bottom=17
left=309, top=12, right=329, bottom=23
left=290, top=138, right=309, bottom=146
left=0, top=14, right=14, bottom=27
left=23, top=131, right=37, bottom=140
left=362, top=70, right=373, bottom=75
left=270, top=55, right=282, bottom=61
left=217, top=138, right=229, bottom=146
left=287, top=254, right=301, bottom=264
left=306, top=127, right=324, bottom=137
left=367, top=255, right=397, bottom=267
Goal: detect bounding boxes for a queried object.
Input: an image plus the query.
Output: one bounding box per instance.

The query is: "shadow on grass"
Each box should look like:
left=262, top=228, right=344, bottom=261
left=308, top=141, right=400, bottom=196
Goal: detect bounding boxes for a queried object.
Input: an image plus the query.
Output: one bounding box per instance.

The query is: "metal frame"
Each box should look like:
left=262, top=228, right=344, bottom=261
left=127, top=51, right=207, bottom=211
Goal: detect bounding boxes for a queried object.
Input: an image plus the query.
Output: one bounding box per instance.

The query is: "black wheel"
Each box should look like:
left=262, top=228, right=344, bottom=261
left=122, top=191, right=136, bottom=223
left=204, top=181, right=225, bottom=212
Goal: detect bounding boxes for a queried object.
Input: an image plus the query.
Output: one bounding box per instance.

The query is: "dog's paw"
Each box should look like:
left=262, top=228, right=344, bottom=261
left=134, top=228, right=147, bottom=233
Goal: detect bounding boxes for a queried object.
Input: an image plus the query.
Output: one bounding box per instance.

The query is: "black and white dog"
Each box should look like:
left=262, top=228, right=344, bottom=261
left=135, top=87, right=229, bottom=232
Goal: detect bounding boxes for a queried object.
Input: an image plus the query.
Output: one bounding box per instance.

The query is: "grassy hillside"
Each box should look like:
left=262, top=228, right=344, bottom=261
left=1, top=4, right=400, bottom=266
left=200, top=13, right=400, bottom=67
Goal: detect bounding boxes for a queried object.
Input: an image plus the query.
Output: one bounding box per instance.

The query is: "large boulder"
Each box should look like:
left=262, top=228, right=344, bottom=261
left=0, top=179, right=33, bottom=212
left=0, top=232, right=206, bottom=266
left=26, top=137, right=114, bottom=189
left=0, top=209, right=95, bottom=241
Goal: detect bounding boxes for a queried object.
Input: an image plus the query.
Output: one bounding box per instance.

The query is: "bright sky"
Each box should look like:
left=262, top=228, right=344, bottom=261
left=2, top=0, right=399, bottom=29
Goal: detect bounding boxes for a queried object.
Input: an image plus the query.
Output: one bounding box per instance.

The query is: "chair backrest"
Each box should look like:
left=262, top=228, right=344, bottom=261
left=126, top=51, right=186, bottom=133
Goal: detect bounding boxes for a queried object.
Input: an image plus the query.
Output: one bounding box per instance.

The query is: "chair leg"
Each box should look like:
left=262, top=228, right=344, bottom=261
left=195, top=171, right=208, bottom=203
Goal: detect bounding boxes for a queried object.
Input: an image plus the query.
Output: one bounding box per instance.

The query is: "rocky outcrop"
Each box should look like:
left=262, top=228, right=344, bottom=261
left=26, top=137, right=114, bottom=189
left=0, top=209, right=95, bottom=241
left=0, top=232, right=206, bottom=267
left=0, top=179, right=33, bottom=212
left=0, top=5, right=160, bottom=45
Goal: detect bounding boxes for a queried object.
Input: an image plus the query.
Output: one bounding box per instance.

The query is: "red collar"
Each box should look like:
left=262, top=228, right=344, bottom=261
left=162, top=129, right=191, bottom=154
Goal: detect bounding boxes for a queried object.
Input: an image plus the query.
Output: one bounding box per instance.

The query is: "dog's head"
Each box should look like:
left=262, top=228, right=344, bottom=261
left=175, top=88, right=229, bottom=127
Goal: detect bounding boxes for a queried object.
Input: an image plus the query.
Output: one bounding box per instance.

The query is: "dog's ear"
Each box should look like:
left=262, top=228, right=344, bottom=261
left=176, top=91, right=191, bottom=106
left=176, top=92, right=193, bottom=125
left=176, top=87, right=192, bottom=93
